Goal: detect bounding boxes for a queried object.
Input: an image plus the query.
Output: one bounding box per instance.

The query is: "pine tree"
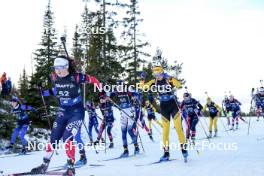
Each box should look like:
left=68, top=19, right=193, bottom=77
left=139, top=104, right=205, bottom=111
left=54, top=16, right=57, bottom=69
left=152, top=48, right=185, bottom=84
left=31, top=0, right=58, bottom=88
left=18, top=68, right=29, bottom=98
left=26, top=0, right=58, bottom=128
left=152, top=48, right=169, bottom=71
left=121, top=0, right=150, bottom=84
left=78, top=0, right=124, bottom=102
left=142, top=62, right=153, bottom=81
left=169, top=60, right=185, bottom=84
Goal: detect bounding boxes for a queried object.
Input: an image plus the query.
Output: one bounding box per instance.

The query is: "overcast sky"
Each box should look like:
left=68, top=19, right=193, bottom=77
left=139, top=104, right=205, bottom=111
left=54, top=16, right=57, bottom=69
left=0, top=0, right=264, bottom=112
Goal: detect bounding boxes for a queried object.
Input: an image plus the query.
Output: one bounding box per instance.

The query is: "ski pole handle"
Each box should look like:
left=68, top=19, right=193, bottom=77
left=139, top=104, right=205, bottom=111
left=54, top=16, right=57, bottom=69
left=60, top=36, right=69, bottom=58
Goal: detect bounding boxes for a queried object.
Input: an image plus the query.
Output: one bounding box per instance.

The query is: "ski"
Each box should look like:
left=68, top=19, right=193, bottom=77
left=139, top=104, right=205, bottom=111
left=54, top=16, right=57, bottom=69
left=42, top=171, right=65, bottom=176
left=44, top=172, right=98, bottom=176
left=196, top=136, right=220, bottom=141
left=225, top=128, right=239, bottom=131
left=257, top=137, right=264, bottom=141
left=184, top=157, right=188, bottom=163
left=0, top=152, right=32, bottom=159
left=47, top=163, right=104, bottom=175
left=189, top=142, right=201, bottom=155
left=135, top=158, right=177, bottom=166
left=49, top=163, right=104, bottom=170
left=7, top=164, right=104, bottom=176
left=100, top=153, right=143, bottom=162
left=6, top=171, right=32, bottom=176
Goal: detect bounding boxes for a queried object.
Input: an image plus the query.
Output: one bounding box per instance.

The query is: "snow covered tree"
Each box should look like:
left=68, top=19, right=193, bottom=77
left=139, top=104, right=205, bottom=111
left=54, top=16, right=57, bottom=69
left=121, top=0, right=150, bottom=84
left=152, top=48, right=185, bottom=84
left=169, top=60, right=185, bottom=85
left=85, top=0, right=124, bottom=83
left=26, top=0, right=58, bottom=128
left=74, top=0, right=124, bottom=102
left=30, top=0, right=58, bottom=88
left=152, top=48, right=169, bottom=71
left=18, top=68, right=29, bottom=98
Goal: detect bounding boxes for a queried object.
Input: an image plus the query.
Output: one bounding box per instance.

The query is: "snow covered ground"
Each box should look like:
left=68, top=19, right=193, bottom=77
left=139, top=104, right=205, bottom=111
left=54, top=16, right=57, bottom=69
left=0, top=107, right=264, bottom=176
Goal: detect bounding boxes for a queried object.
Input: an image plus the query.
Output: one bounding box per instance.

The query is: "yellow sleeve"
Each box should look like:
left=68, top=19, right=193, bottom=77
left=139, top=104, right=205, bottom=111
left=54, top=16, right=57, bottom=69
left=139, top=79, right=155, bottom=91
left=216, top=104, right=222, bottom=112
left=169, top=78, right=182, bottom=89
left=202, top=104, right=208, bottom=112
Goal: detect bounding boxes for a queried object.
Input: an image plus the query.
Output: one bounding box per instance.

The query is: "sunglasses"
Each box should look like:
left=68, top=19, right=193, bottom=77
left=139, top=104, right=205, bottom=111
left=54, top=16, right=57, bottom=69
left=153, top=72, right=163, bottom=78
left=53, top=65, right=68, bottom=71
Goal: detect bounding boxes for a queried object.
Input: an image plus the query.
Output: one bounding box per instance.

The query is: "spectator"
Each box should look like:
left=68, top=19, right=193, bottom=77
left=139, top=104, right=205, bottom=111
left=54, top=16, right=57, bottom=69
left=6, top=77, right=12, bottom=95
left=0, top=72, right=7, bottom=97
left=0, top=72, right=7, bottom=85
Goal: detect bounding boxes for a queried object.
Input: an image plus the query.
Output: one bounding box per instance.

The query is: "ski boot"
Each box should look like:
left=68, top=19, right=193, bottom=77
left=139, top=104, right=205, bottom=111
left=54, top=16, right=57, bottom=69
left=148, top=130, right=154, bottom=141
left=236, top=124, right=239, bottom=130
left=149, top=134, right=153, bottom=141
left=208, top=131, right=212, bottom=138
left=214, top=131, right=218, bottom=137
left=134, top=143, right=140, bottom=155
left=101, top=138, right=105, bottom=144
left=75, top=149, right=87, bottom=167
left=108, top=141, right=114, bottom=149
left=5, top=144, right=13, bottom=150
left=93, top=139, right=99, bottom=146
left=31, top=158, right=50, bottom=174
left=4, top=144, right=14, bottom=154
left=230, top=126, right=234, bottom=130
left=181, top=144, right=188, bottom=163
left=63, top=159, right=75, bottom=176
left=183, top=152, right=188, bottom=163
left=120, top=145, right=129, bottom=158
left=160, top=149, right=170, bottom=162
left=19, top=146, right=27, bottom=155
left=88, top=139, right=93, bottom=146
left=191, top=136, right=195, bottom=145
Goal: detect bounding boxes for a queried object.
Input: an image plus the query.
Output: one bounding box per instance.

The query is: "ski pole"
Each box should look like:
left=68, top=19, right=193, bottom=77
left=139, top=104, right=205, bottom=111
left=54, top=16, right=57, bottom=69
left=135, top=106, right=145, bottom=153
left=60, top=36, right=69, bottom=58
left=198, top=116, right=210, bottom=141
left=247, top=117, right=252, bottom=136
left=81, top=120, right=99, bottom=154
left=108, top=98, right=145, bottom=152
left=124, top=99, right=145, bottom=153
left=172, top=94, right=201, bottom=154
left=219, top=116, right=230, bottom=136
left=104, top=121, right=107, bottom=154
left=37, top=86, right=59, bottom=155
left=152, top=121, right=162, bottom=135
left=200, top=116, right=210, bottom=131
left=38, top=86, right=52, bottom=131
left=248, top=96, right=254, bottom=135
left=85, top=107, right=104, bottom=121
left=109, top=98, right=143, bottom=128
left=184, top=86, right=210, bottom=141
left=203, top=92, right=211, bottom=130
left=239, top=116, right=248, bottom=124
